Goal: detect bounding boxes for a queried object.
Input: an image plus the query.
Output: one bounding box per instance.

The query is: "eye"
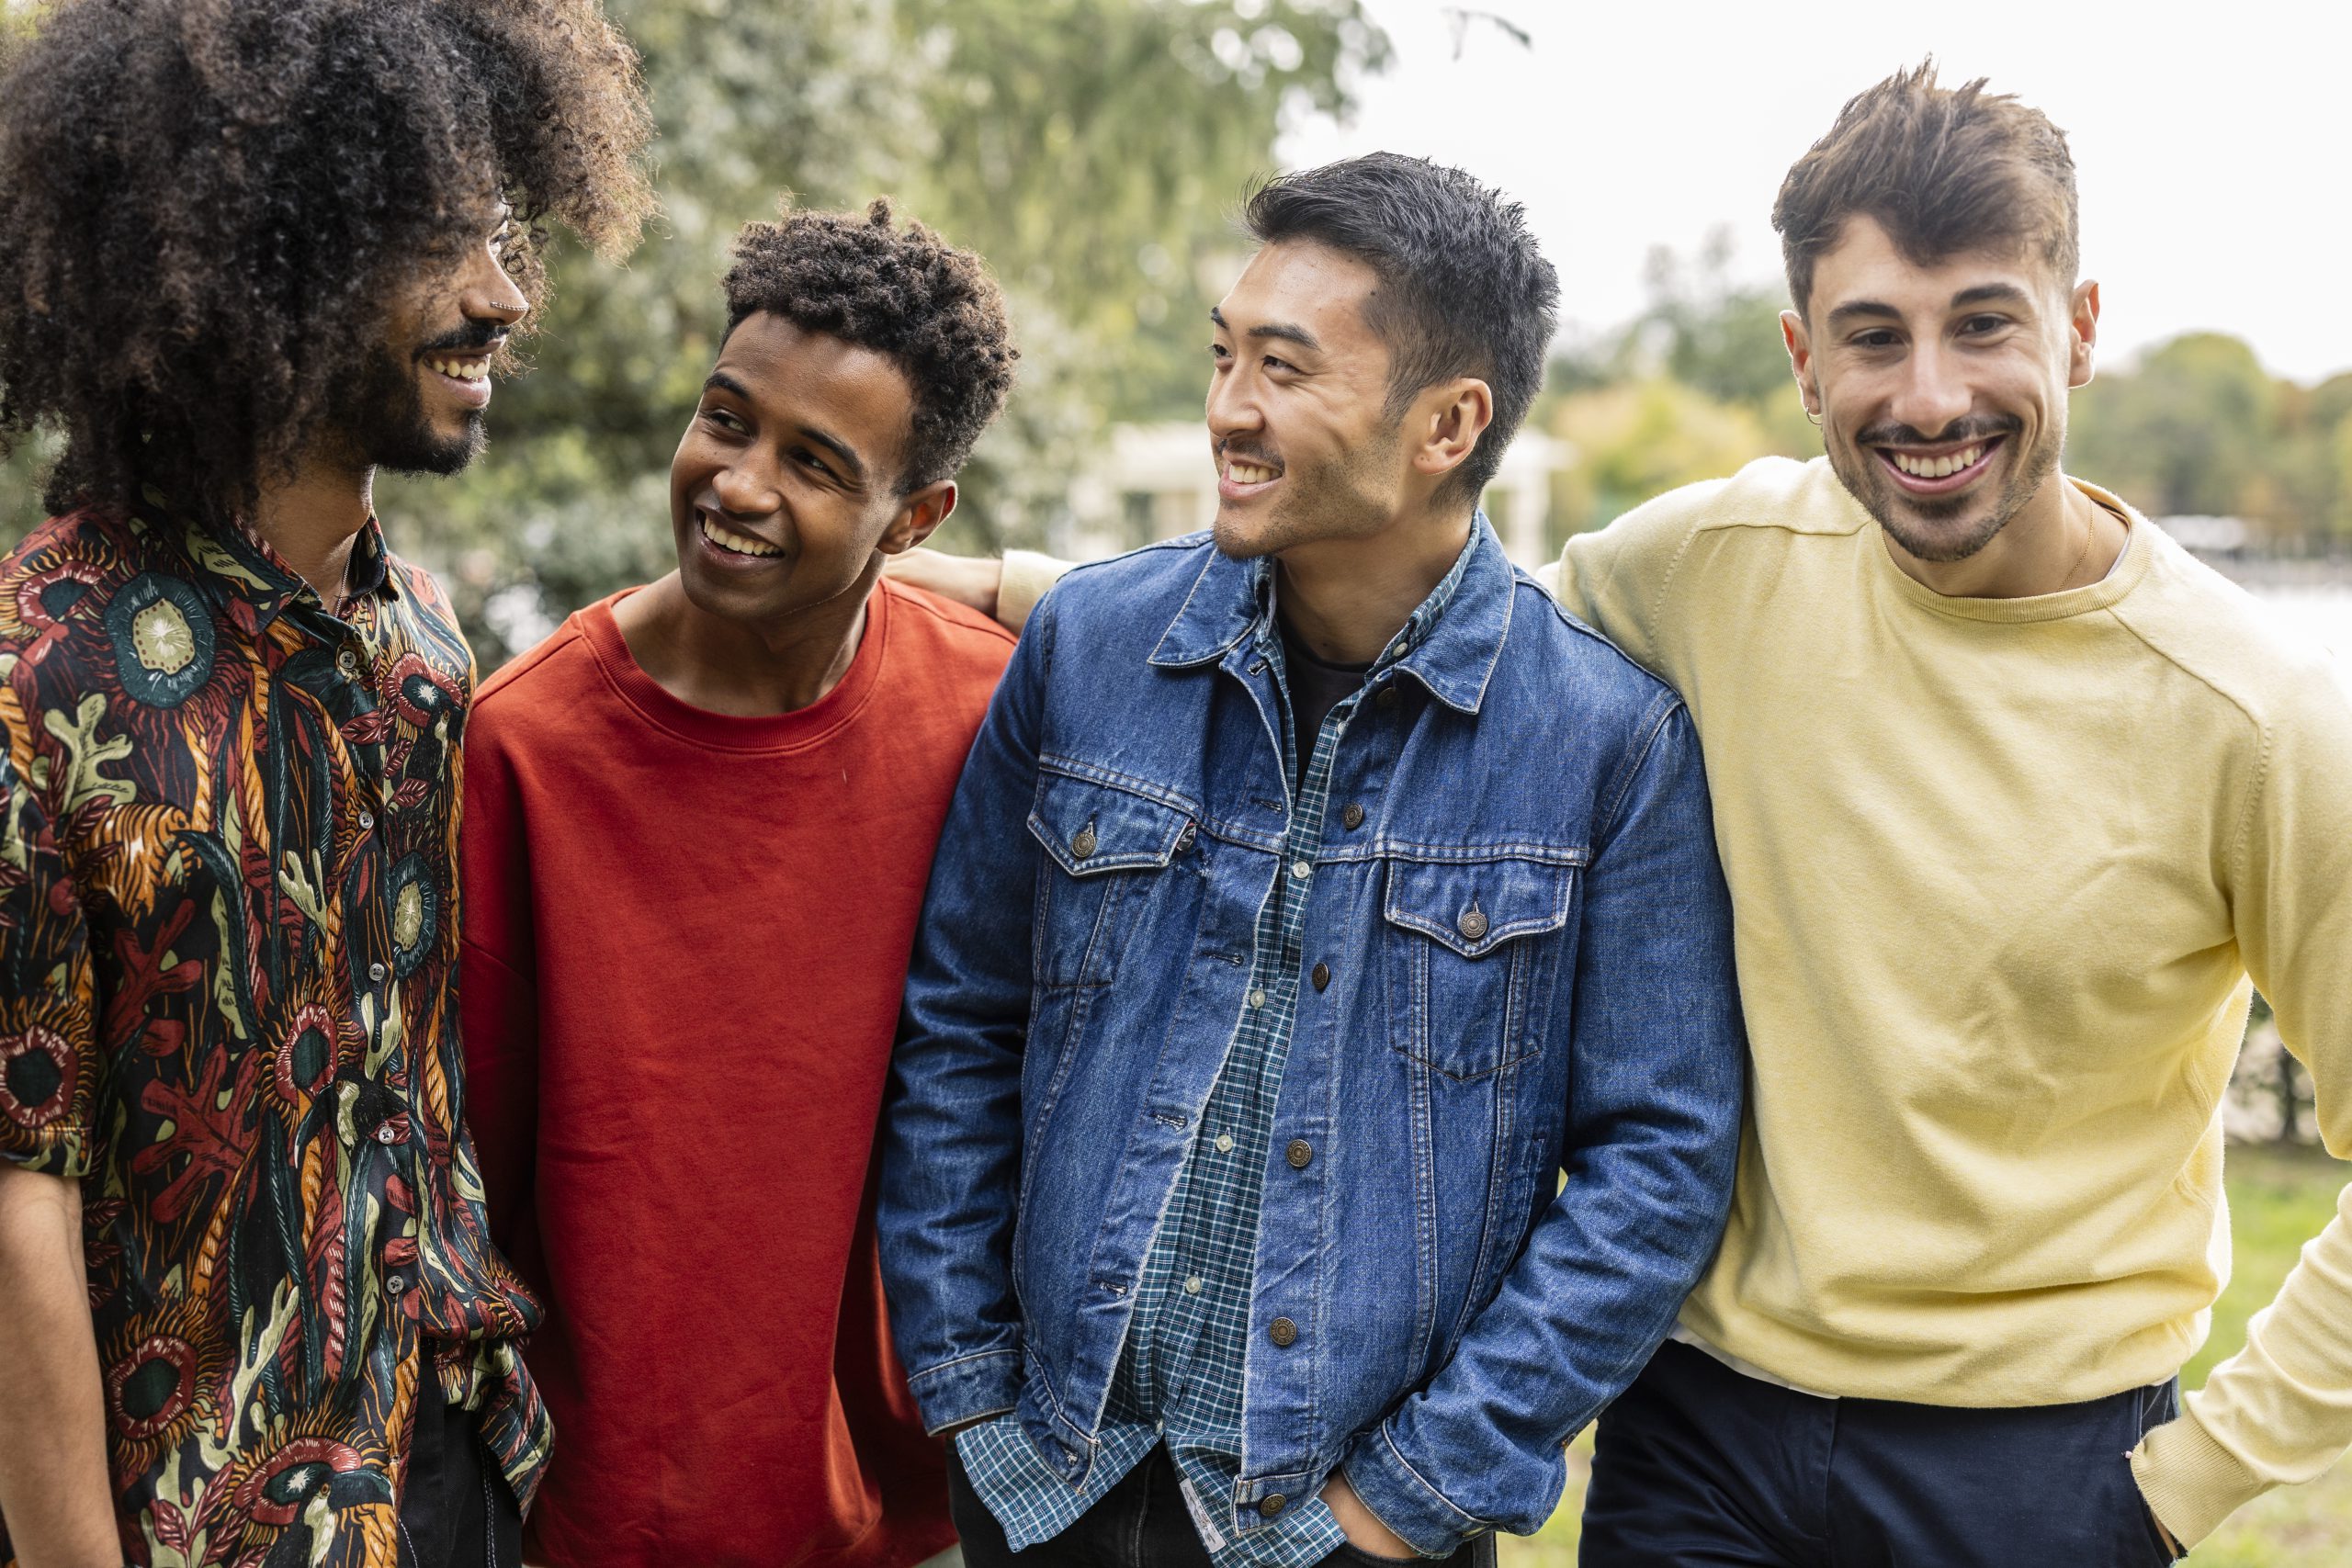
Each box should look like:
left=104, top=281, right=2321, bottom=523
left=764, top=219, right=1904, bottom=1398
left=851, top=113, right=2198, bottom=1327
left=1261, top=354, right=1295, bottom=374
left=1959, top=313, right=2008, bottom=336
left=1210, top=342, right=1232, bottom=363
left=793, top=448, right=834, bottom=477
left=1850, top=329, right=1902, bottom=350
left=700, top=406, right=746, bottom=434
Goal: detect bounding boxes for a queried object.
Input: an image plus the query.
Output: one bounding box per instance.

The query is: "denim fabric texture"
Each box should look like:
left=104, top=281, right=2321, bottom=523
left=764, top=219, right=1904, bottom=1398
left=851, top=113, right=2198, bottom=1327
left=956, top=537, right=1474, bottom=1564
left=878, top=516, right=1747, bottom=1554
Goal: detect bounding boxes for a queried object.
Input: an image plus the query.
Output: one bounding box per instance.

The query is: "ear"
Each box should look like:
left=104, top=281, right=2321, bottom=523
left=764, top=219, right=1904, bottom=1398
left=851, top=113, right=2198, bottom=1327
left=2066, top=278, right=2101, bottom=390
left=877, top=480, right=957, bottom=556
left=1411, top=378, right=1496, bottom=485
left=1781, top=310, right=1821, bottom=419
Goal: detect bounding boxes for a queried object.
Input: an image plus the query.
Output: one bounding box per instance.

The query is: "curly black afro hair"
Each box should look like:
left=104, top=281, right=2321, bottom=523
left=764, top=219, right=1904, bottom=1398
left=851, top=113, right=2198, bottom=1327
left=0, top=0, right=656, bottom=523
left=721, top=199, right=1017, bottom=493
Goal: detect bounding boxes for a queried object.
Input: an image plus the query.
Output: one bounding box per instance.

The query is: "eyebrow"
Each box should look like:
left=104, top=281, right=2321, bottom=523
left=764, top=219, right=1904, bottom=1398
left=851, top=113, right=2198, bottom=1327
left=703, top=371, right=867, bottom=481
left=1209, top=306, right=1320, bottom=353
left=1826, top=282, right=2039, bottom=331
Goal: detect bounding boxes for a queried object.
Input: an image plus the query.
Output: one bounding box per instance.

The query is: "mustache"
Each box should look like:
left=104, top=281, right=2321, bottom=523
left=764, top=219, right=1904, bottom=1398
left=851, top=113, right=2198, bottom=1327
left=1853, top=413, right=2021, bottom=448
left=416, top=320, right=510, bottom=356
left=1216, top=437, right=1283, bottom=469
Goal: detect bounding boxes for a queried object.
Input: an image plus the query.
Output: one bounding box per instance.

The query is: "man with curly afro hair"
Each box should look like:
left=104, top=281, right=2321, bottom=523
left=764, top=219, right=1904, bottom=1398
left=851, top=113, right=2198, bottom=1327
left=0, top=3, right=651, bottom=1566
left=455, top=198, right=1015, bottom=1568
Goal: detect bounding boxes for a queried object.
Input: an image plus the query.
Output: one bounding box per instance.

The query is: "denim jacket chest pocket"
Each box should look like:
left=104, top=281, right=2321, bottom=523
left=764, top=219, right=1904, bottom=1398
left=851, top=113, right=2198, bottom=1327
left=1025, top=768, right=1194, bottom=987
left=1382, top=854, right=1580, bottom=1079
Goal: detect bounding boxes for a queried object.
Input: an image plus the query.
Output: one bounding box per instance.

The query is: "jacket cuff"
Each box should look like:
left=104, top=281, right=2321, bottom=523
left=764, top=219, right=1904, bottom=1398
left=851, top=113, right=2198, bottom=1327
left=2132, top=1408, right=2265, bottom=1549
left=1340, top=1423, right=1481, bottom=1558
left=999, top=551, right=1066, bottom=633
left=904, top=1347, right=1024, bottom=1437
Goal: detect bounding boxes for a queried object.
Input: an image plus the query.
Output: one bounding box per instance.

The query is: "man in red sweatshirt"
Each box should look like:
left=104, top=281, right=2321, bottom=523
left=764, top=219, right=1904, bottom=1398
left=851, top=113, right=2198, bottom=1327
left=458, top=200, right=1018, bottom=1568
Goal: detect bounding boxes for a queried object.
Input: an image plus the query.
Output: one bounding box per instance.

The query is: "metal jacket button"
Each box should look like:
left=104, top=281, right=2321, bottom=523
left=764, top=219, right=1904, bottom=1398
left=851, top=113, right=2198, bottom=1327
left=1259, top=1495, right=1286, bottom=1517
left=1286, top=1139, right=1313, bottom=1169
left=1310, top=962, right=1330, bottom=991
left=1175, top=822, right=1196, bottom=853
left=1375, top=686, right=1399, bottom=710
left=1458, top=906, right=1489, bottom=942
left=1268, top=1316, right=1297, bottom=1348
left=1340, top=803, right=1365, bottom=829
left=1072, top=822, right=1097, bottom=860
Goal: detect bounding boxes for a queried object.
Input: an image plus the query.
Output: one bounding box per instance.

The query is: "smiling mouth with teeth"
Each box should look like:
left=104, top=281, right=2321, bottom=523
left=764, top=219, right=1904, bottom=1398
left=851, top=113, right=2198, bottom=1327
left=424, top=355, right=491, bottom=383
left=1224, top=458, right=1280, bottom=484
left=1883, top=442, right=1994, bottom=480
left=700, top=513, right=781, bottom=558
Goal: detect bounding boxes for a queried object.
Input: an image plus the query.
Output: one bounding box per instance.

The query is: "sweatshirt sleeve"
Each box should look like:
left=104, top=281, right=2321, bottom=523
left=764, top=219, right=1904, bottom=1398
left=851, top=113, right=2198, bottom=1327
left=2132, top=660, right=2352, bottom=1546
left=1543, top=480, right=1729, bottom=682
left=457, top=709, right=547, bottom=1292
left=998, top=550, right=1073, bottom=634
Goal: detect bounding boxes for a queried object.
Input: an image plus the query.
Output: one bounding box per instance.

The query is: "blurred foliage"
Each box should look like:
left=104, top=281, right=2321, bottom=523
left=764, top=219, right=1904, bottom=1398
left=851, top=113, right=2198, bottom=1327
left=0, top=0, right=1387, bottom=666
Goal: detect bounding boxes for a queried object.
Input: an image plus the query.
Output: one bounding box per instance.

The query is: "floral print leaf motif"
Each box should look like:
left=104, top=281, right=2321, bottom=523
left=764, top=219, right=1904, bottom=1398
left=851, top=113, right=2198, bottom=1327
left=41, top=692, right=135, bottom=811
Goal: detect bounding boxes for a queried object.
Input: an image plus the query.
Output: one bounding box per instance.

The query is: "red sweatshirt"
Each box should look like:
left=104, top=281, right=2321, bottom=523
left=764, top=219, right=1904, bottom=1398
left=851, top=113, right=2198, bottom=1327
left=459, top=580, right=1012, bottom=1568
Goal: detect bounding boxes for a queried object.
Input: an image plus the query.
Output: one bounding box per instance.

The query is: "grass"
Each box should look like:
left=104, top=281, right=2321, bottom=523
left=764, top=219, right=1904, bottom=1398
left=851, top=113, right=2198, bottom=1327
left=1497, top=1143, right=2352, bottom=1566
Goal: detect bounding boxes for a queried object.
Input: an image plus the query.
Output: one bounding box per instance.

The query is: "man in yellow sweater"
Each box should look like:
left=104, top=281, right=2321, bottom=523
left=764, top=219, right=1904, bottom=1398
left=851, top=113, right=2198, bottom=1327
left=897, top=63, right=2352, bottom=1563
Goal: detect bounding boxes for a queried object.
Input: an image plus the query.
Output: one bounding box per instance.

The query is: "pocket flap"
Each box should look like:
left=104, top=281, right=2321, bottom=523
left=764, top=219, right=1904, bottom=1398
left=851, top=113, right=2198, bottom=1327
left=1383, top=856, right=1575, bottom=958
left=1028, top=772, right=1193, bottom=877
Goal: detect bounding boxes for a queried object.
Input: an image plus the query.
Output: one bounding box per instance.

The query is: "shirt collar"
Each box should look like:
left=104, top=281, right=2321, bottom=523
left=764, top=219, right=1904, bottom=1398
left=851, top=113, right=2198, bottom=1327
left=1148, top=512, right=1513, bottom=714
left=145, top=486, right=402, bottom=630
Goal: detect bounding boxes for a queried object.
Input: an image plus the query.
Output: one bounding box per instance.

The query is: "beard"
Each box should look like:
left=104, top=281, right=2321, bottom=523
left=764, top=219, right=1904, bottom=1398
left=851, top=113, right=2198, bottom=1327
left=1211, top=417, right=1401, bottom=561
left=328, top=341, right=487, bottom=478
left=1827, top=412, right=2060, bottom=565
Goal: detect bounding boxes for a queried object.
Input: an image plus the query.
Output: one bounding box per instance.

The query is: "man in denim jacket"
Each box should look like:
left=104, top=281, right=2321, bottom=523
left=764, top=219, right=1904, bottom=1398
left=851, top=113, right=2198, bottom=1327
left=877, top=155, right=1747, bottom=1566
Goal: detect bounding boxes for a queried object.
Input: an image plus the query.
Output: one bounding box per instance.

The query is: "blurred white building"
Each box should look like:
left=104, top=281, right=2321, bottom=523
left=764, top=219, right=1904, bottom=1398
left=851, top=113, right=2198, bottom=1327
left=1059, top=421, right=1570, bottom=569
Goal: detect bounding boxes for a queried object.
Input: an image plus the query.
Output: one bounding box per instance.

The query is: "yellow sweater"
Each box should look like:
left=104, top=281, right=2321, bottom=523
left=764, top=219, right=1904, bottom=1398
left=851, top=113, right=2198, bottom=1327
left=994, top=457, right=2352, bottom=1544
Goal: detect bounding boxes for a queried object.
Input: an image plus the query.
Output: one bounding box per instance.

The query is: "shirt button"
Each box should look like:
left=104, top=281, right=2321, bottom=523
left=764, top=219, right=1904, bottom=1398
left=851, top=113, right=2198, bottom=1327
left=1289, top=859, right=1310, bottom=879
left=375, top=1122, right=401, bottom=1145
left=1341, top=803, right=1365, bottom=830
left=1184, top=1276, right=1203, bottom=1295
left=1268, top=1316, right=1298, bottom=1348
left=368, top=962, right=387, bottom=983
left=1216, top=1133, right=1235, bottom=1153
left=1259, top=1495, right=1287, bottom=1518
left=1375, top=687, right=1399, bottom=710
left=337, top=649, right=361, bottom=680
left=387, top=1274, right=410, bottom=1297
left=1286, top=1139, right=1314, bottom=1169
left=1248, top=988, right=1266, bottom=1010
left=1389, top=639, right=1408, bottom=659
left=357, top=811, right=375, bottom=831
left=1311, top=962, right=1330, bottom=991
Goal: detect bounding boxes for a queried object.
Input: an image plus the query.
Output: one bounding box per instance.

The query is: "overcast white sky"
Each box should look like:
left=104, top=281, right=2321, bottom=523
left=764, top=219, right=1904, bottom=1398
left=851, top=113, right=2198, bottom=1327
left=1278, top=0, right=2352, bottom=383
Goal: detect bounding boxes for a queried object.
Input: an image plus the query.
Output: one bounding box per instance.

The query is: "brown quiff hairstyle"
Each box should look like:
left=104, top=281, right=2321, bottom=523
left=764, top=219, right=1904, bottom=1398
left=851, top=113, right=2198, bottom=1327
left=1773, top=61, right=2078, bottom=317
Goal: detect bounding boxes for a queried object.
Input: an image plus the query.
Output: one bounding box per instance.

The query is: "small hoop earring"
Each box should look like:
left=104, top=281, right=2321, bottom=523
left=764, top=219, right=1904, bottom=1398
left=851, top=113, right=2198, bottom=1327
left=1804, top=406, right=1823, bottom=427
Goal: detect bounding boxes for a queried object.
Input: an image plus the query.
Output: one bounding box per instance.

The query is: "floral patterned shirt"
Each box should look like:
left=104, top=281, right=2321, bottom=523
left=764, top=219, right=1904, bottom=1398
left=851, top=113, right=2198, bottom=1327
left=0, top=502, right=547, bottom=1567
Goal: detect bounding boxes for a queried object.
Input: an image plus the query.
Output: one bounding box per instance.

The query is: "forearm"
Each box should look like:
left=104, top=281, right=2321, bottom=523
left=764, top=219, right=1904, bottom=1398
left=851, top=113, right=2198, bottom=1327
left=0, top=1167, right=117, bottom=1568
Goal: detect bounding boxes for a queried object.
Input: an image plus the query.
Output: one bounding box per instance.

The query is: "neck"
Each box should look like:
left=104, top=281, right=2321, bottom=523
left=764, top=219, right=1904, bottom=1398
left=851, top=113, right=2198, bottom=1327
left=1884, top=469, right=2126, bottom=600
left=1273, top=500, right=1473, bottom=666
left=615, top=560, right=882, bottom=717
left=251, top=450, right=378, bottom=606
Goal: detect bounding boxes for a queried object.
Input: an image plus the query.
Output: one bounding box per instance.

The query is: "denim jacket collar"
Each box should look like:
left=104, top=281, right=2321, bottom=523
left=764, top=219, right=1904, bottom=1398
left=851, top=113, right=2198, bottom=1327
left=1147, top=511, right=1513, bottom=714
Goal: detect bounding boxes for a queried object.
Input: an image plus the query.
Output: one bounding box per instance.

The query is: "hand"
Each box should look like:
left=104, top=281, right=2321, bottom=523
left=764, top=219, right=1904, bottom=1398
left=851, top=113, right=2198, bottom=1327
left=1320, top=1471, right=1417, bottom=1559
left=884, top=547, right=1002, bottom=618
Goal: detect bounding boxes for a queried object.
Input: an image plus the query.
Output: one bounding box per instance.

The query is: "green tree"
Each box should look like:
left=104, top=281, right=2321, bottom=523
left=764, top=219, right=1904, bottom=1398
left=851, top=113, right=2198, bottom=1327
left=2067, top=332, right=2278, bottom=523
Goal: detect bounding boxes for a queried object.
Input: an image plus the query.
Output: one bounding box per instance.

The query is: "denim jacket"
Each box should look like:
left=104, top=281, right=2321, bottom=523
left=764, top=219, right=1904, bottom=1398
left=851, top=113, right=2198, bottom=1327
left=877, top=521, right=1746, bottom=1551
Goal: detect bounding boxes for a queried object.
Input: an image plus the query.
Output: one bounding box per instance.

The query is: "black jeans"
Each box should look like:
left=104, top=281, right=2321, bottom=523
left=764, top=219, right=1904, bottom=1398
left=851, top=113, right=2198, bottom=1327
left=948, top=1443, right=1498, bottom=1568
left=397, top=1396, right=523, bottom=1568
left=1579, top=1340, right=2184, bottom=1567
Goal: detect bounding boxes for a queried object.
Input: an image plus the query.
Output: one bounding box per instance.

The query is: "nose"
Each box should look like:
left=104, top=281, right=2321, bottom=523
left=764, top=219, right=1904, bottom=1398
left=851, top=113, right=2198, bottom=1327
left=1205, top=359, right=1264, bottom=450
left=710, top=454, right=782, bottom=521
left=458, top=237, right=528, bottom=331
left=1889, top=339, right=1973, bottom=440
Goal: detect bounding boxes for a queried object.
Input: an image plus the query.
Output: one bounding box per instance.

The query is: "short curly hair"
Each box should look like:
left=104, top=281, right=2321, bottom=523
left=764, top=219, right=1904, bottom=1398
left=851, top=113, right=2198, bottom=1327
left=0, top=0, right=656, bottom=524
left=721, top=200, right=1017, bottom=493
